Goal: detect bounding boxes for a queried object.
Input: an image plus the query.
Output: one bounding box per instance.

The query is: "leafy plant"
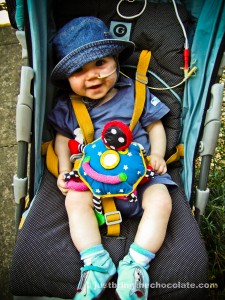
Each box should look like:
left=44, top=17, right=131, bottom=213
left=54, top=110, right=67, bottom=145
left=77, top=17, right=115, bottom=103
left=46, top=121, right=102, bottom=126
left=201, top=183, right=225, bottom=299
left=0, top=2, right=7, bottom=11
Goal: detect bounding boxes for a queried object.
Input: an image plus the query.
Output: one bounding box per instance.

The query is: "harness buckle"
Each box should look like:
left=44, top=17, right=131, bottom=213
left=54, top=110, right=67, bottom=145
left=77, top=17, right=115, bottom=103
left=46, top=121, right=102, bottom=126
left=104, top=211, right=122, bottom=226
left=136, top=72, right=148, bottom=84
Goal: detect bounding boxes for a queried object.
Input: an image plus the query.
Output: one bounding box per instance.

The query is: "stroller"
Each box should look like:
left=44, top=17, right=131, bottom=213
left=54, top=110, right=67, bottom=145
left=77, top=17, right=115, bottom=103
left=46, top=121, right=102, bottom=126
left=7, top=0, right=225, bottom=299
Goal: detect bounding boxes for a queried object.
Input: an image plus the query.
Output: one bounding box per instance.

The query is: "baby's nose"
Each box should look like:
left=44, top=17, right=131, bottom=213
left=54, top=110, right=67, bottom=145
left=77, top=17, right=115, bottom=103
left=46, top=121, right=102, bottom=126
left=86, top=69, right=99, bottom=80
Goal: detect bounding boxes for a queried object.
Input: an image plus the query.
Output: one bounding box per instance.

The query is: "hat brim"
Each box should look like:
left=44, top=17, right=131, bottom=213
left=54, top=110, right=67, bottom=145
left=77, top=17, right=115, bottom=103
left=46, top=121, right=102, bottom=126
left=51, top=39, right=135, bottom=86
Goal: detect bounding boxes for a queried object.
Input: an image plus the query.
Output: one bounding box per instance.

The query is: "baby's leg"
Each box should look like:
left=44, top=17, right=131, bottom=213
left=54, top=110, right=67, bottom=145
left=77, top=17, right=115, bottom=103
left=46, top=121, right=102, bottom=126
left=65, top=190, right=116, bottom=299
left=116, top=184, right=172, bottom=299
left=65, top=189, right=101, bottom=252
left=135, top=183, right=172, bottom=252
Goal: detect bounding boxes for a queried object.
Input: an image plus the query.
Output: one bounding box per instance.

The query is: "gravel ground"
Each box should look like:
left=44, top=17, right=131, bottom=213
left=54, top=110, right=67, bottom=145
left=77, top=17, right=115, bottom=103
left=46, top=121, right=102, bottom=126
left=0, top=24, right=20, bottom=300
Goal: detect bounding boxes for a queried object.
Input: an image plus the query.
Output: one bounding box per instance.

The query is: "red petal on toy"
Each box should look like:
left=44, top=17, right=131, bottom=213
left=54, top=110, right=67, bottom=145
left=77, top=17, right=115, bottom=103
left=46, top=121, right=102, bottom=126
left=68, top=139, right=80, bottom=154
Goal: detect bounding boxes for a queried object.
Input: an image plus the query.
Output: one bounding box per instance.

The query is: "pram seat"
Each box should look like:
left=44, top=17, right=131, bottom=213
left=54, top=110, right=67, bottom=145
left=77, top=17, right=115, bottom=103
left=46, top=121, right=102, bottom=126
left=10, top=167, right=208, bottom=299
left=9, top=1, right=212, bottom=299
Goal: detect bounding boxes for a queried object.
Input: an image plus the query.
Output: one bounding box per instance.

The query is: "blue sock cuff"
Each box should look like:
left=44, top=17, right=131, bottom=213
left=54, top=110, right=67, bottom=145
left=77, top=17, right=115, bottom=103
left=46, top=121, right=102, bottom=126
left=130, top=243, right=155, bottom=259
left=80, top=244, right=104, bottom=260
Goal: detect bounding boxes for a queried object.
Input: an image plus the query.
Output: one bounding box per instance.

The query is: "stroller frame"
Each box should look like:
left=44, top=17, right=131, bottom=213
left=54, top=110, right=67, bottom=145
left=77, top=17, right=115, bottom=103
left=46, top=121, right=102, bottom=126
left=7, top=0, right=225, bottom=299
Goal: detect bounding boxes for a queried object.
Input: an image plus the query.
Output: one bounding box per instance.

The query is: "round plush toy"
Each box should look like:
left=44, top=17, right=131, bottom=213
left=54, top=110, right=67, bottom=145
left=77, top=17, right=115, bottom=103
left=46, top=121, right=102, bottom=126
left=64, top=121, right=154, bottom=225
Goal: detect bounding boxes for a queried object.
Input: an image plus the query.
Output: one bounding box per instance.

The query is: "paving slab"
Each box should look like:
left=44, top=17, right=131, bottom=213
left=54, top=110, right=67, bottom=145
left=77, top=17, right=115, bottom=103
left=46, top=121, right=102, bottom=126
left=0, top=23, right=21, bottom=300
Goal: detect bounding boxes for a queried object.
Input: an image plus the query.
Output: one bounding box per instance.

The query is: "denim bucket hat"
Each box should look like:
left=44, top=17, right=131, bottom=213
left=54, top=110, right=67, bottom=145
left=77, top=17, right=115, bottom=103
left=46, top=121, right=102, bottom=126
left=51, top=16, right=135, bottom=85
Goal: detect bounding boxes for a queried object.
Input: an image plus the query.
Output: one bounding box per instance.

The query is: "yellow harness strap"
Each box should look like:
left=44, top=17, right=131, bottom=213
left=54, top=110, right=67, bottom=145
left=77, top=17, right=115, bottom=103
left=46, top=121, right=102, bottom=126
left=166, top=144, right=184, bottom=165
left=70, top=97, right=123, bottom=235
left=42, top=47, right=182, bottom=237
left=42, top=51, right=152, bottom=236
left=101, top=197, right=122, bottom=236
left=70, top=94, right=94, bottom=144
left=69, top=51, right=151, bottom=236
left=43, top=140, right=59, bottom=178
left=130, top=50, right=151, bottom=131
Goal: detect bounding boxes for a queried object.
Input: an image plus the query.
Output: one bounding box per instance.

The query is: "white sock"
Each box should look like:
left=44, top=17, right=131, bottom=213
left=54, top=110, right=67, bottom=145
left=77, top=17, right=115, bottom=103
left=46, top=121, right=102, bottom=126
left=80, top=244, right=105, bottom=265
left=129, top=243, right=155, bottom=267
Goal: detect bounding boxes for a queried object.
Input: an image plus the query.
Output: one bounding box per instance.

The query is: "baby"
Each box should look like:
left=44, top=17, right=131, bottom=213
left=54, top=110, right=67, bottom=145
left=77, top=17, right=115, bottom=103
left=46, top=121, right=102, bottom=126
left=49, top=16, right=176, bottom=300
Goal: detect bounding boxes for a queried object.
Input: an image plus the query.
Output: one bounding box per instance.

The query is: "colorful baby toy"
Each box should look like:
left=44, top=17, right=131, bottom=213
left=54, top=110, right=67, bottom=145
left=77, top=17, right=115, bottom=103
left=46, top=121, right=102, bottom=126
left=64, top=121, right=154, bottom=225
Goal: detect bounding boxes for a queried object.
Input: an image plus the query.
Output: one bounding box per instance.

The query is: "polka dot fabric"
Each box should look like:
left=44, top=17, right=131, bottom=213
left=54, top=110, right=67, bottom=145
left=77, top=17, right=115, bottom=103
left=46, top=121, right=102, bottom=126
left=10, top=168, right=208, bottom=299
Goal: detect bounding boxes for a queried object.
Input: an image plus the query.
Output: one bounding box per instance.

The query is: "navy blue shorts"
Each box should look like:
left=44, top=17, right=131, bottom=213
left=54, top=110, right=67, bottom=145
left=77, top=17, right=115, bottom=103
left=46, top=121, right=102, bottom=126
left=114, top=173, right=177, bottom=217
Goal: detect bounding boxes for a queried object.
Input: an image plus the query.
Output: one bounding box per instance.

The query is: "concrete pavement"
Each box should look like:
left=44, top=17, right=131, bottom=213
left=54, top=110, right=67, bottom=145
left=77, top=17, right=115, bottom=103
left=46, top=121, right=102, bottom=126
left=0, top=22, right=21, bottom=300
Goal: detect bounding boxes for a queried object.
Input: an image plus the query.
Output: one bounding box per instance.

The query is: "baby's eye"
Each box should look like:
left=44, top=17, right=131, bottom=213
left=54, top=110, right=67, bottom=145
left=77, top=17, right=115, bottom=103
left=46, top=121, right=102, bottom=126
left=96, top=59, right=105, bottom=67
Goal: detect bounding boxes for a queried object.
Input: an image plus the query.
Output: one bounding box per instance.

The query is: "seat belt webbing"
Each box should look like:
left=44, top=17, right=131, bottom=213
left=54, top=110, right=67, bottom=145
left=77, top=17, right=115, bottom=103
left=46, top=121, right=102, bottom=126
left=71, top=95, right=94, bottom=144
left=102, top=197, right=121, bottom=236
left=70, top=50, right=151, bottom=236
left=130, top=50, right=151, bottom=131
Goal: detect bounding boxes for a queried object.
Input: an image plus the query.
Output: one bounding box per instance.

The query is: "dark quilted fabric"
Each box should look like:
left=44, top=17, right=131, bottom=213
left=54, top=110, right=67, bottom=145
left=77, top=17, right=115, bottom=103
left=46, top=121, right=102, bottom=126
left=10, top=1, right=208, bottom=299
left=10, top=168, right=208, bottom=299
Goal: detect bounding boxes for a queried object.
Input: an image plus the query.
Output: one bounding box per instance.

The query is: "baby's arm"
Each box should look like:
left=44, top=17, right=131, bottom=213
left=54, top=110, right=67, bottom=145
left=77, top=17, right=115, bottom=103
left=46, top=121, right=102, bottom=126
left=55, top=132, right=72, bottom=195
left=146, top=120, right=167, bottom=175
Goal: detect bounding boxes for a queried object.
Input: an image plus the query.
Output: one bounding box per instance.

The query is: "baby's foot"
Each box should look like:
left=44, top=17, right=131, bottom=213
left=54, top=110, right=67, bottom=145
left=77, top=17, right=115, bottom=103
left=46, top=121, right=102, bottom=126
left=74, top=251, right=116, bottom=299
left=116, top=254, right=150, bottom=300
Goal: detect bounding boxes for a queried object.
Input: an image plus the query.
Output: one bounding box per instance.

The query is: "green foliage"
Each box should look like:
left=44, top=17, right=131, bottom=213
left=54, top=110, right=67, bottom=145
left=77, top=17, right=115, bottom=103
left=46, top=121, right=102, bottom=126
left=0, top=2, right=7, bottom=11
left=201, top=183, right=225, bottom=299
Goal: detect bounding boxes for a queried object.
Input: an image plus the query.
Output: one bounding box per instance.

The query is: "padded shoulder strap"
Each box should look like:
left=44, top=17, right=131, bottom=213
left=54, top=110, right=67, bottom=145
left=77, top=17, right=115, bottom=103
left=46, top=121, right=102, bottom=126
left=70, top=95, right=94, bottom=144
left=166, top=144, right=184, bottom=165
left=69, top=51, right=151, bottom=237
left=129, top=50, right=151, bottom=131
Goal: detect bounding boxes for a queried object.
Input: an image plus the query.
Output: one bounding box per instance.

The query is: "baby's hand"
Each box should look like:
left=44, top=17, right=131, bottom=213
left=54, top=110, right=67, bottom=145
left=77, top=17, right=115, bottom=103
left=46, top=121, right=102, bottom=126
left=57, top=172, right=69, bottom=196
left=149, top=154, right=167, bottom=175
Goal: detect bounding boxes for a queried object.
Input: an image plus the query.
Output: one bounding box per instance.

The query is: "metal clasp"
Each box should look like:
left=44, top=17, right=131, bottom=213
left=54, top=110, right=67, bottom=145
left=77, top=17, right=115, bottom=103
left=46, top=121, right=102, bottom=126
left=136, top=72, right=148, bottom=84
left=104, top=211, right=122, bottom=225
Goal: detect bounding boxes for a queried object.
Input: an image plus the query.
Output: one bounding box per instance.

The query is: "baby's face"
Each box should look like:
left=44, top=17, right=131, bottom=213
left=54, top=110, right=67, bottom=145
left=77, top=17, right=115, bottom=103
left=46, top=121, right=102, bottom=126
left=68, top=56, right=117, bottom=100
